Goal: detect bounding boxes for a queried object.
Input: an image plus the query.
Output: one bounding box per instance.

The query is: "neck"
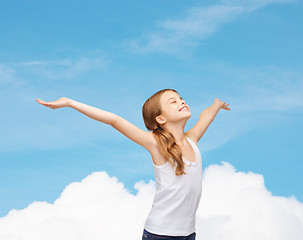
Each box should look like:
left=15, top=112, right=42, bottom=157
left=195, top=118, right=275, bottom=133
left=163, top=121, right=188, bottom=146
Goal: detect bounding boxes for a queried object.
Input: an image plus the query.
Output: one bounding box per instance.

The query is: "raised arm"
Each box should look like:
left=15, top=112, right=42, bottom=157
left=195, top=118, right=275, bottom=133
left=36, top=97, right=157, bottom=152
left=186, top=98, right=230, bottom=144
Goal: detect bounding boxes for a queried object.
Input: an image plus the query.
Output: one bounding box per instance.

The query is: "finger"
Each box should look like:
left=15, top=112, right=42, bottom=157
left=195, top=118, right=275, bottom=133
left=42, top=102, right=53, bottom=107
left=39, top=101, right=49, bottom=105
left=37, top=99, right=47, bottom=104
left=40, top=101, right=52, bottom=106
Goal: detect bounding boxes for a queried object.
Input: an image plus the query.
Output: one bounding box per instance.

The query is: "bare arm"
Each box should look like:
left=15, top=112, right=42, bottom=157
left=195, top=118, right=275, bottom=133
left=69, top=99, right=116, bottom=125
left=186, top=98, right=230, bottom=144
left=36, top=97, right=157, bottom=152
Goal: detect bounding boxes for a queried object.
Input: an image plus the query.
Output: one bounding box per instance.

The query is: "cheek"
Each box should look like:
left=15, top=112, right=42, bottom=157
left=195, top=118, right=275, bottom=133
left=162, top=108, right=175, bottom=120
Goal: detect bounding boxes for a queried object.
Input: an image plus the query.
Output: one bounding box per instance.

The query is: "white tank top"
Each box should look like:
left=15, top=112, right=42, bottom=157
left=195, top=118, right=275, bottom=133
left=144, top=136, right=202, bottom=236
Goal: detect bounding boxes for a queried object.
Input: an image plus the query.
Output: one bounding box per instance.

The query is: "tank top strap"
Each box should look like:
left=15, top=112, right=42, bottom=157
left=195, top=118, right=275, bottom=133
left=186, top=136, right=198, bottom=149
left=185, top=136, right=202, bottom=165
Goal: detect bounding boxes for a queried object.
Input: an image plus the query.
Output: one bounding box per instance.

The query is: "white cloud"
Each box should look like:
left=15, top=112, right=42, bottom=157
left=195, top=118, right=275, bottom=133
left=186, top=64, right=303, bottom=152
left=19, top=60, right=71, bottom=66
left=0, top=64, right=15, bottom=83
left=0, top=64, right=25, bottom=87
left=210, top=65, right=303, bottom=112
left=18, top=56, right=108, bottom=80
left=126, top=5, right=246, bottom=56
left=221, top=0, right=293, bottom=9
left=197, top=162, right=303, bottom=240
left=0, top=53, right=111, bottom=153
left=0, top=162, right=302, bottom=240
left=126, top=0, right=294, bottom=56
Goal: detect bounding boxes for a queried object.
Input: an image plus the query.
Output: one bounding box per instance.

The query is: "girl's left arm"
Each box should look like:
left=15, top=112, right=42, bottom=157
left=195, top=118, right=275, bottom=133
left=186, top=98, right=230, bottom=144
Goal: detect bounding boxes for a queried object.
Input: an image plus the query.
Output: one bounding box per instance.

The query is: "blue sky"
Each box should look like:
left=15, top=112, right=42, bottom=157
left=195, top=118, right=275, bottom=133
left=0, top=0, right=302, bottom=218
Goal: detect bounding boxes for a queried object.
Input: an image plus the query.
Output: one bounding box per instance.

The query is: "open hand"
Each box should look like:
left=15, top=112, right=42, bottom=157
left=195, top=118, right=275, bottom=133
left=215, top=98, right=231, bottom=110
left=36, top=97, right=71, bottom=110
left=221, top=102, right=230, bottom=110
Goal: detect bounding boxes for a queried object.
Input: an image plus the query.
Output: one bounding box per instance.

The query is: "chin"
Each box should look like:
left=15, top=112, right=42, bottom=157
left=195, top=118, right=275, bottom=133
left=185, top=111, right=192, bottom=119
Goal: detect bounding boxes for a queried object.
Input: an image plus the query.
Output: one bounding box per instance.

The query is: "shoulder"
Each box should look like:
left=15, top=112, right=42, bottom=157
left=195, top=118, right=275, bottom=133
left=147, top=133, right=168, bottom=166
left=142, top=132, right=158, bottom=152
left=185, top=133, right=198, bottom=146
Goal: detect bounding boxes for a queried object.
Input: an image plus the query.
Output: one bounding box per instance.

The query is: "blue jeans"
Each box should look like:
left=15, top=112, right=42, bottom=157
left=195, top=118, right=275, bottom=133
left=142, top=229, right=196, bottom=240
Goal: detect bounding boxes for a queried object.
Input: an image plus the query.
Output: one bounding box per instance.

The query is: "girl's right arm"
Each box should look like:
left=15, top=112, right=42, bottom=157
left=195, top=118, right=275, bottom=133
left=36, top=97, right=157, bottom=152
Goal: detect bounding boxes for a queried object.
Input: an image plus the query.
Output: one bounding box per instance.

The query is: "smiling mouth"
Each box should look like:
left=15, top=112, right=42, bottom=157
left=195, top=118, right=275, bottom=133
left=179, top=106, right=189, bottom=111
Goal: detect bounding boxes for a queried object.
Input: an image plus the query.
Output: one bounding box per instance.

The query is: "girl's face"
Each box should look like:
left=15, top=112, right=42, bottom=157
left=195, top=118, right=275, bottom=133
left=157, top=90, right=191, bottom=124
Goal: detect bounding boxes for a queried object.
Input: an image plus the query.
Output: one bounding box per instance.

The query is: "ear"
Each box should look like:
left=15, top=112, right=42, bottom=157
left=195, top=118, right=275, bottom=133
left=155, top=115, right=166, bottom=125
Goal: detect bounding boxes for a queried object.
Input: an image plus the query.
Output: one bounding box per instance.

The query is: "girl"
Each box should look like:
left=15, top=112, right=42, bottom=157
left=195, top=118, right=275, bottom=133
left=36, top=89, right=230, bottom=240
